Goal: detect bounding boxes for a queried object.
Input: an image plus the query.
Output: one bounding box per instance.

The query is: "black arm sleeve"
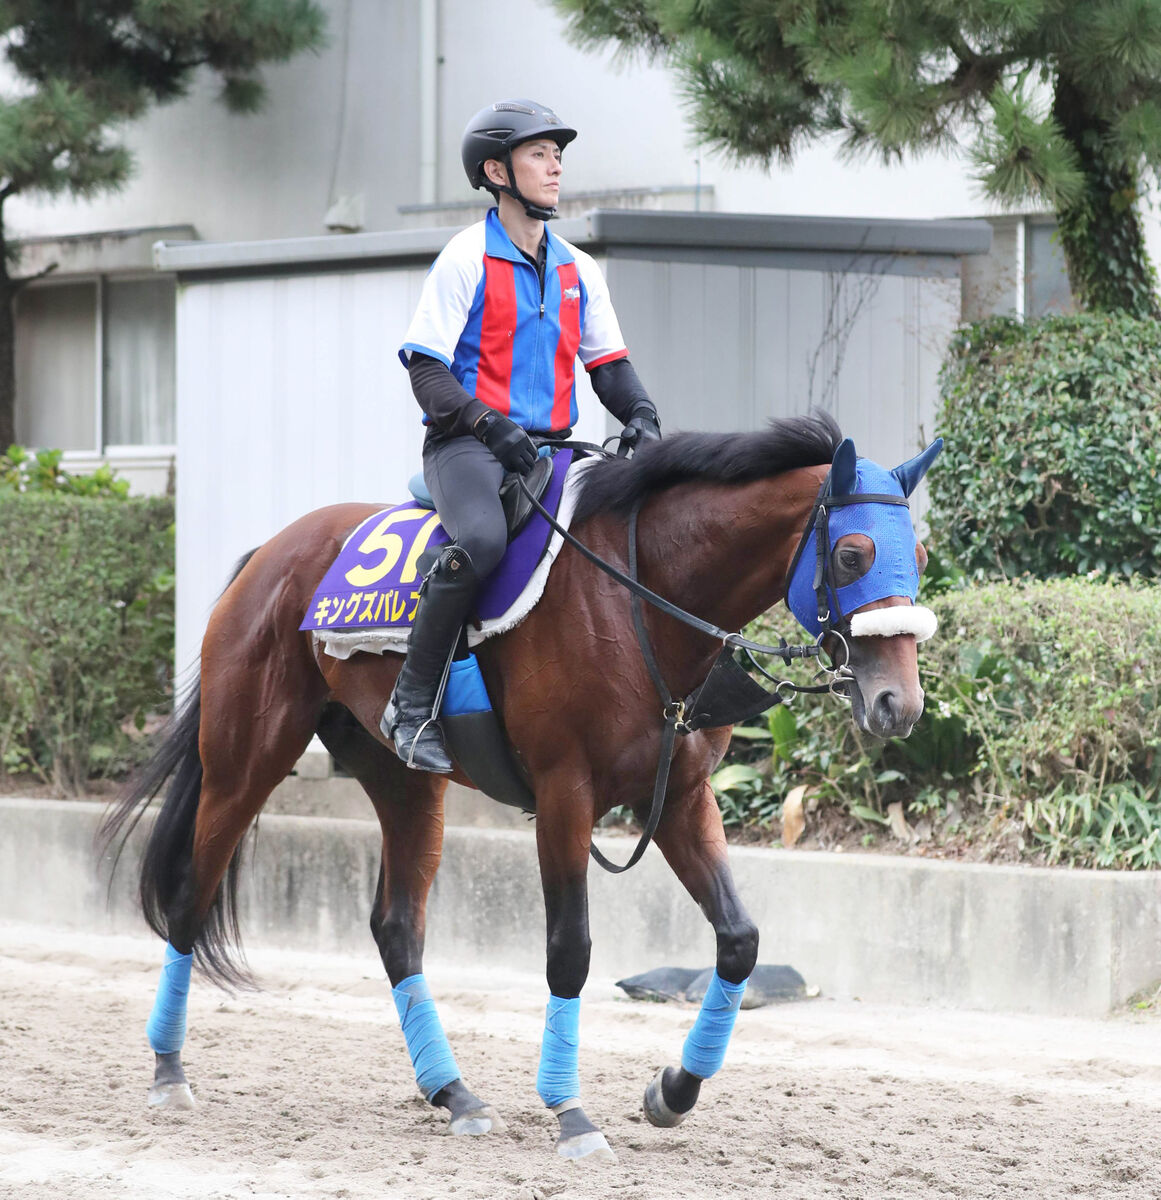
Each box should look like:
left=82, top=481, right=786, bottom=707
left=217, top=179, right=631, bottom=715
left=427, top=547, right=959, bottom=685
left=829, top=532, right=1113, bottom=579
left=407, top=352, right=489, bottom=439
left=588, top=357, right=658, bottom=427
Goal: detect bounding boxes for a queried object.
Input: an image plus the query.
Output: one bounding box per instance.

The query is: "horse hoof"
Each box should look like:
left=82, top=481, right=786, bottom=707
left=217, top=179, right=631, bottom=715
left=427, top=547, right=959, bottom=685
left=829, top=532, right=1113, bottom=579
left=556, top=1130, right=616, bottom=1162
left=147, top=1081, right=196, bottom=1111
left=643, top=1067, right=686, bottom=1128
left=450, top=1105, right=506, bottom=1136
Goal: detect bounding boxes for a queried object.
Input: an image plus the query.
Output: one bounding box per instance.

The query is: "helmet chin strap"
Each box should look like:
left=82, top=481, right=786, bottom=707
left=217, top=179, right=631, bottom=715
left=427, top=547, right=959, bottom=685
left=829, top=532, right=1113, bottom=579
left=492, top=152, right=558, bottom=221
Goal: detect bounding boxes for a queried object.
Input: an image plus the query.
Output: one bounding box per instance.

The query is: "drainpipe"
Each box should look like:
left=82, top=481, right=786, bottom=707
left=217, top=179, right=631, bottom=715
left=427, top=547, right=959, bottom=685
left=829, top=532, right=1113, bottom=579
left=418, top=0, right=438, bottom=205
left=1015, top=216, right=1026, bottom=320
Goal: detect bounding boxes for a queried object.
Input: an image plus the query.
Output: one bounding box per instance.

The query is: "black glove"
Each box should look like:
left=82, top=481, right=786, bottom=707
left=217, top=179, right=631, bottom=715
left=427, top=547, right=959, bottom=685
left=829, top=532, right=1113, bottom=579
left=617, top=408, right=662, bottom=457
left=473, top=409, right=538, bottom=474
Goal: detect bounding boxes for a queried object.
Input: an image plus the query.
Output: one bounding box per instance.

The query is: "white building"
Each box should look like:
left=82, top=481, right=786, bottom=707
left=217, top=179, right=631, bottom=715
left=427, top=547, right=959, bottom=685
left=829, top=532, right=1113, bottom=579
left=6, top=0, right=1097, bottom=500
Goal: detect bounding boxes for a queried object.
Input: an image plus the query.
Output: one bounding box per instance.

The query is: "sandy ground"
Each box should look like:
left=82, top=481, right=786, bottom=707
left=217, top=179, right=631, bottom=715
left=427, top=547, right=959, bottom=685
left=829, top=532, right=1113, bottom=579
left=1, top=923, right=1159, bottom=1200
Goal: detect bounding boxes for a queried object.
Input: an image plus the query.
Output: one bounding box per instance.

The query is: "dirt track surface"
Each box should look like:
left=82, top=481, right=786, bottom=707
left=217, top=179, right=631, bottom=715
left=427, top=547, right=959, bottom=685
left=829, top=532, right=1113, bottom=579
left=1, top=923, right=1159, bottom=1200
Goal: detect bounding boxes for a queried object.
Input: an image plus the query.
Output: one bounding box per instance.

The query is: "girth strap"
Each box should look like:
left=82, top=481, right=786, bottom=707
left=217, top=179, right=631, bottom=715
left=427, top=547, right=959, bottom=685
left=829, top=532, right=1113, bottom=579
left=589, top=502, right=826, bottom=874
left=588, top=504, right=685, bottom=874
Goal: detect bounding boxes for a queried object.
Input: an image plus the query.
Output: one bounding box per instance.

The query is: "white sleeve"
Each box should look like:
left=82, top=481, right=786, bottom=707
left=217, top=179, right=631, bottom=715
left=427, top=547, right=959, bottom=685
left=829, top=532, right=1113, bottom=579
left=574, top=249, right=629, bottom=370
left=398, top=228, right=484, bottom=369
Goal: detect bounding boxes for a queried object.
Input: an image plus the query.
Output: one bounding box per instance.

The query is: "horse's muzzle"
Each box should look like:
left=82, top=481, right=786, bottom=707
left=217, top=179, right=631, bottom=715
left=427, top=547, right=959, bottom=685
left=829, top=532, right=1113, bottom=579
left=851, top=682, right=924, bottom=740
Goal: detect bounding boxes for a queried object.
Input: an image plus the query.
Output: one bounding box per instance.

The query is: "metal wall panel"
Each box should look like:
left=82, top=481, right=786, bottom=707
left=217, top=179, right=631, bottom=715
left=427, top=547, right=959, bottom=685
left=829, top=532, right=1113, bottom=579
left=609, top=256, right=959, bottom=473
left=175, top=269, right=424, bottom=671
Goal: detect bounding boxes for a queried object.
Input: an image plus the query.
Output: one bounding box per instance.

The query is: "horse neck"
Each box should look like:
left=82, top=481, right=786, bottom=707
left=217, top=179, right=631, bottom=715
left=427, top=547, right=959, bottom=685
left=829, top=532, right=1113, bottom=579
left=633, top=465, right=826, bottom=673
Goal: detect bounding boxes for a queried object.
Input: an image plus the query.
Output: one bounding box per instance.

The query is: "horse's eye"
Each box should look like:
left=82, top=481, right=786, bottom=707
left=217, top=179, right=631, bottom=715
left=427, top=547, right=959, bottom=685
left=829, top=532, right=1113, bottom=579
left=833, top=544, right=871, bottom=585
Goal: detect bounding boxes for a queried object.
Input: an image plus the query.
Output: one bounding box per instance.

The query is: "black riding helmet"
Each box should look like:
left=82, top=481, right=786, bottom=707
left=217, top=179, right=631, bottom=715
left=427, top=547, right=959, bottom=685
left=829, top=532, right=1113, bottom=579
left=461, top=99, right=577, bottom=221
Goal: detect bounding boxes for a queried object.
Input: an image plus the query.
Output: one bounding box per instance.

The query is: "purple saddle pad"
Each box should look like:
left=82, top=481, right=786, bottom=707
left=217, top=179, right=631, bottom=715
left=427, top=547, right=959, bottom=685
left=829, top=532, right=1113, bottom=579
left=300, top=449, right=574, bottom=633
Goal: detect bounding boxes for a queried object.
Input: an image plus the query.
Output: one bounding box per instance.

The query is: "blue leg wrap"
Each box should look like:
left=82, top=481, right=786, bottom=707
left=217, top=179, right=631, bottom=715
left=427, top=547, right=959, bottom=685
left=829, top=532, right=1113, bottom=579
left=536, top=994, right=581, bottom=1109
left=680, top=971, right=748, bottom=1079
left=146, top=942, right=193, bottom=1054
left=391, top=974, right=460, bottom=1101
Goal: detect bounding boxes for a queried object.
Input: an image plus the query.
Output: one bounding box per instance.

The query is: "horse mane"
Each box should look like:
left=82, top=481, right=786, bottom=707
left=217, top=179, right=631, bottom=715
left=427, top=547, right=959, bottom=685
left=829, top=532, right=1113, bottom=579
left=572, top=411, right=843, bottom=522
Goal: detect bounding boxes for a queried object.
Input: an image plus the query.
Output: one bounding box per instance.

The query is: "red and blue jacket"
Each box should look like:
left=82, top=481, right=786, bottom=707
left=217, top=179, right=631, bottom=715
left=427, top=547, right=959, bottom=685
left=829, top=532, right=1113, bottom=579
left=399, top=207, right=629, bottom=433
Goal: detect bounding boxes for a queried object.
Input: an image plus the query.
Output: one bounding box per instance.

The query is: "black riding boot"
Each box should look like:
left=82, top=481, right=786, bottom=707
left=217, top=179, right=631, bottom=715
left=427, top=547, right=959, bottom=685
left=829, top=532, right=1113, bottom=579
left=380, top=545, right=477, bottom=772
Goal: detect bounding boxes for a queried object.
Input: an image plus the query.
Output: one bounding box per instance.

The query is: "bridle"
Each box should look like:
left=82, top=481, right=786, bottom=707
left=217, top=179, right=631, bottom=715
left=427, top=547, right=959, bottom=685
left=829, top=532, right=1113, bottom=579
left=783, top=474, right=913, bottom=676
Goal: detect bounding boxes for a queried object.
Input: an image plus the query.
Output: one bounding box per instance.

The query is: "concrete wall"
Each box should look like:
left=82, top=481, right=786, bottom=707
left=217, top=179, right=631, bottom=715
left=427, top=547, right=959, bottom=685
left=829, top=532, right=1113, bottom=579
left=4, top=798, right=1158, bottom=1019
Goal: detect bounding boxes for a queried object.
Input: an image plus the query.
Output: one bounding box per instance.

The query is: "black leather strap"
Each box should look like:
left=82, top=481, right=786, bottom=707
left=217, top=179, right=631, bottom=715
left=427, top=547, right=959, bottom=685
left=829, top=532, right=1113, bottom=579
left=587, top=503, right=681, bottom=874
left=517, top=475, right=820, bottom=663
left=627, top=504, right=672, bottom=709
left=589, top=708, right=680, bottom=875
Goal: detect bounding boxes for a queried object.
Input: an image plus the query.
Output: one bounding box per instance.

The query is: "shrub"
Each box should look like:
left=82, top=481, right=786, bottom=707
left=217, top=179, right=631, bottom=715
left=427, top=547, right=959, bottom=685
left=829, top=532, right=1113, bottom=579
left=0, top=491, right=174, bottom=791
left=930, top=314, right=1161, bottom=579
left=718, top=577, right=1161, bottom=868
left=1, top=444, right=130, bottom=498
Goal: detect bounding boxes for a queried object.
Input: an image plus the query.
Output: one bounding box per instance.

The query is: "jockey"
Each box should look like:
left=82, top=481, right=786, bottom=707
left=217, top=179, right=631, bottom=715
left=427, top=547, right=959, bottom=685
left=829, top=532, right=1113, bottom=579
left=385, top=98, right=662, bottom=772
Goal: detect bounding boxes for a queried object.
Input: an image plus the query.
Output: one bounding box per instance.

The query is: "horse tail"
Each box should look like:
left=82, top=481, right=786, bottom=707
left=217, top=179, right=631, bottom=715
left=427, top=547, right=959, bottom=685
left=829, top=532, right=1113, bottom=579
left=99, top=549, right=259, bottom=990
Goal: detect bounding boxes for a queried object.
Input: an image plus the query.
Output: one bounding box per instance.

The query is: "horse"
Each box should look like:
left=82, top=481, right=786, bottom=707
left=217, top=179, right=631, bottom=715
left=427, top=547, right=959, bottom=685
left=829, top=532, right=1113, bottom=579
left=101, top=411, right=940, bottom=1163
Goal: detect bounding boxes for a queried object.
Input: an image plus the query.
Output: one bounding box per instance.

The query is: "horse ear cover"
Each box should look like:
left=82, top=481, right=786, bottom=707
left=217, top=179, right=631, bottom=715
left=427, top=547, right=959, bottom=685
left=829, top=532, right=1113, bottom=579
left=891, top=437, right=943, bottom=497
left=830, top=437, right=858, bottom=497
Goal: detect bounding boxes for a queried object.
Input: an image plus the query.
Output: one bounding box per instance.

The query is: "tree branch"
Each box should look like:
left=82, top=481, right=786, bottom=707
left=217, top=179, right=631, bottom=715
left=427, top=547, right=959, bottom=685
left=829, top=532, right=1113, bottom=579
left=10, top=262, right=59, bottom=294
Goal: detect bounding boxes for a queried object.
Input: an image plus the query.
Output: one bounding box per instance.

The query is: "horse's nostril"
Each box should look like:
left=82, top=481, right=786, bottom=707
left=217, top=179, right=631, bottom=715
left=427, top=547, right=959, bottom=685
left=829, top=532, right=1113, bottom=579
left=870, top=688, right=923, bottom=735
left=872, top=689, right=905, bottom=732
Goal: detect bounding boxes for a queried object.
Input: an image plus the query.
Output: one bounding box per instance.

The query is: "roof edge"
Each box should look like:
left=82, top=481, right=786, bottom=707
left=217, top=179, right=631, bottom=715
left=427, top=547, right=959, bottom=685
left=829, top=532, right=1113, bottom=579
left=155, top=209, right=991, bottom=276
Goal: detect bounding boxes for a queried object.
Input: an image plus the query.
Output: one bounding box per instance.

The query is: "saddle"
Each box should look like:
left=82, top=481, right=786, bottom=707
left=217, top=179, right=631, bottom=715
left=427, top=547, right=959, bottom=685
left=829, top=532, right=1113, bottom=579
left=406, top=454, right=554, bottom=573
left=302, top=452, right=567, bottom=637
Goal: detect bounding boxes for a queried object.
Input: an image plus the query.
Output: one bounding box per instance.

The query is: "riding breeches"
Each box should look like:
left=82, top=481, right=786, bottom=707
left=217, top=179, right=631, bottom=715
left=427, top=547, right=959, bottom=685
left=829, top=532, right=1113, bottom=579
left=422, top=432, right=509, bottom=580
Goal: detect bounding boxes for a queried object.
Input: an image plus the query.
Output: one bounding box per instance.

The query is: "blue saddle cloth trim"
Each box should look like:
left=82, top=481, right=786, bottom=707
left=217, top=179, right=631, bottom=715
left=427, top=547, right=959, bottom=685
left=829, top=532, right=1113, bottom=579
left=299, top=449, right=573, bottom=633
left=444, top=653, right=491, bottom=715
left=409, top=443, right=554, bottom=510
left=408, top=473, right=434, bottom=508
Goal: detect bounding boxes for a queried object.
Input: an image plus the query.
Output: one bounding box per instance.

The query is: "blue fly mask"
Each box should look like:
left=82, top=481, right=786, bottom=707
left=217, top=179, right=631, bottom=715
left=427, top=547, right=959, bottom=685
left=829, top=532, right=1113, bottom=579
left=785, top=437, right=943, bottom=642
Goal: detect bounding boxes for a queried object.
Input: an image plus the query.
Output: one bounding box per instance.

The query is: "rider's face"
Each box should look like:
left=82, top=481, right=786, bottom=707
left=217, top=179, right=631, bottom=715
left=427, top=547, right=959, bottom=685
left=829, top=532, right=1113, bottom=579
left=493, top=139, right=563, bottom=209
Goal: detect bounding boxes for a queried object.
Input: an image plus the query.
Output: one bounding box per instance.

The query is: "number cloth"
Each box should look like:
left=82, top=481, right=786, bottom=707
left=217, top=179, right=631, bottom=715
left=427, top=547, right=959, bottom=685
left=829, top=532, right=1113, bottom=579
left=299, top=450, right=574, bottom=633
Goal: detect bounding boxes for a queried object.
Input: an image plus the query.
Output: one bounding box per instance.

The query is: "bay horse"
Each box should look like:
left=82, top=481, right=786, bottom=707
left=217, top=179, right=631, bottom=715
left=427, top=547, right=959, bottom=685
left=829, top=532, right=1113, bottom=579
left=101, top=412, right=937, bottom=1163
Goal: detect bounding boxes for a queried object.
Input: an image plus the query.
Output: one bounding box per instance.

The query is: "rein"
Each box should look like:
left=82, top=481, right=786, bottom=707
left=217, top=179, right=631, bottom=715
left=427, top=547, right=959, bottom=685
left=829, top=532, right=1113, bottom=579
left=520, top=448, right=825, bottom=665
left=517, top=447, right=847, bottom=874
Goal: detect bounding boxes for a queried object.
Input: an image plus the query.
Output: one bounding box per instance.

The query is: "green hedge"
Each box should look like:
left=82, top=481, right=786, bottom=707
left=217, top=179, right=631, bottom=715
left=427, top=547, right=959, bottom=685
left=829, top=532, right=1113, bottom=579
left=719, top=577, right=1161, bottom=868
left=930, top=315, right=1161, bottom=579
left=0, top=493, right=174, bottom=790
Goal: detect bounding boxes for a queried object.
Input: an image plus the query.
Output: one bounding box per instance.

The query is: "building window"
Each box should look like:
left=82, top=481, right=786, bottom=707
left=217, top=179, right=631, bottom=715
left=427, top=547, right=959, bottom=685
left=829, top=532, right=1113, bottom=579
left=103, top=277, right=176, bottom=447
left=14, top=280, right=98, bottom=451
left=960, top=215, right=1074, bottom=322
left=13, top=274, right=176, bottom=452
left=1024, top=219, right=1073, bottom=318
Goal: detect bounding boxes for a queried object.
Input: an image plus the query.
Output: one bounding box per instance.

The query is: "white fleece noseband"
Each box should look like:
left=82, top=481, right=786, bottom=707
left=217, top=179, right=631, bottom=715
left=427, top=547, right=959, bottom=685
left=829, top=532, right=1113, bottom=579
left=848, top=605, right=937, bottom=642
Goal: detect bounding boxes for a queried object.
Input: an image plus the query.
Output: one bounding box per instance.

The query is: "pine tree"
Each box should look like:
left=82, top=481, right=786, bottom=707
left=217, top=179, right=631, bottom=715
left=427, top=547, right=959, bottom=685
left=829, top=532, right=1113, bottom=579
left=555, top=0, right=1161, bottom=318
left=0, top=1, right=327, bottom=449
